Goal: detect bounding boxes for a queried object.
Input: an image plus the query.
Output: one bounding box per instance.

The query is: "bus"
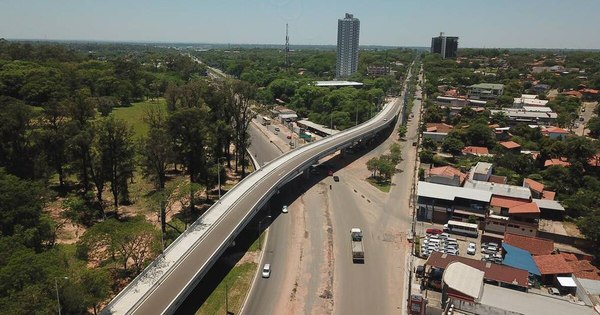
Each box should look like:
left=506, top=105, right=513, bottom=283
left=443, top=220, right=479, bottom=238
left=262, top=116, right=272, bottom=126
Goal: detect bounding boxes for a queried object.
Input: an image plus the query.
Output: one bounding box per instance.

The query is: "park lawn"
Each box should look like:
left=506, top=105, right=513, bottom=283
left=367, top=176, right=391, bottom=193
left=196, top=261, right=257, bottom=315
left=112, top=98, right=167, bottom=139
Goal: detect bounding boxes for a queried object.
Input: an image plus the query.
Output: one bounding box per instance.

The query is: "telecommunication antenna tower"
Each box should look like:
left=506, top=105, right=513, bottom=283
left=285, top=23, right=290, bottom=72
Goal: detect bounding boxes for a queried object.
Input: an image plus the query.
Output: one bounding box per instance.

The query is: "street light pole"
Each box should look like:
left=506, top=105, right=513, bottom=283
left=55, top=277, right=68, bottom=315
left=217, top=157, right=227, bottom=199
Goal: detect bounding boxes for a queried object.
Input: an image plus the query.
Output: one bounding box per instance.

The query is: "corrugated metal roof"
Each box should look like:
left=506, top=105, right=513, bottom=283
left=502, top=243, right=541, bottom=276
left=533, top=198, right=565, bottom=211
left=417, top=181, right=492, bottom=202
left=464, top=180, right=532, bottom=200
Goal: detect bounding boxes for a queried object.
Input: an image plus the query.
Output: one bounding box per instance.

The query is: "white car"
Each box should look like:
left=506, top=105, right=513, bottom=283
left=445, top=248, right=459, bottom=255
left=282, top=205, right=288, bottom=213
left=262, top=264, right=271, bottom=278
left=467, top=242, right=477, bottom=255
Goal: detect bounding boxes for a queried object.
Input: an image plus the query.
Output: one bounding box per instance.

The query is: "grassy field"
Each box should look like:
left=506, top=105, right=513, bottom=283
left=112, top=98, right=167, bottom=139
left=367, top=176, right=392, bottom=192
left=196, top=261, right=257, bottom=315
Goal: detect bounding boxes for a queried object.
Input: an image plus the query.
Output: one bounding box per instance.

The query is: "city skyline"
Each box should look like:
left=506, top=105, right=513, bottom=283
left=2, top=0, right=600, bottom=49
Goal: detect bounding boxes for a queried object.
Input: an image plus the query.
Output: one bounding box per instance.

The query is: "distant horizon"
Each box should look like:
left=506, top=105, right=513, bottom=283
left=2, top=1, right=600, bottom=50
left=5, top=38, right=600, bottom=52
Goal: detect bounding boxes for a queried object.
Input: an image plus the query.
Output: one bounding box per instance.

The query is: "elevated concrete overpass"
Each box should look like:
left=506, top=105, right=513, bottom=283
left=101, top=96, right=403, bottom=315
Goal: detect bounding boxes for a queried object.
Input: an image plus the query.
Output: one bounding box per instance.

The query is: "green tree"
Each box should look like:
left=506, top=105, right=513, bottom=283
left=94, top=117, right=136, bottom=212
left=139, top=105, right=174, bottom=190
left=0, top=96, right=38, bottom=179
left=587, top=116, right=600, bottom=139
left=441, top=136, right=465, bottom=155
left=465, top=123, right=495, bottom=147
left=77, top=216, right=159, bottom=273
left=398, top=125, right=407, bottom=139
left=366, top=157, right=379, bottom=177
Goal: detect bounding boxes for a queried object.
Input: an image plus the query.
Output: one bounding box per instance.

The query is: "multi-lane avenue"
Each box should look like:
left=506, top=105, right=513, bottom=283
left=241, top=66, right=421, bottom=314
left=102, top=79, right=402, bottom=314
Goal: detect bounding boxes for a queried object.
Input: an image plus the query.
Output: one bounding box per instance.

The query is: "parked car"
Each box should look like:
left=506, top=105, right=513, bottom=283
left=467, top=242, right=477, bottom=255
left=274, top=127, right=280, bottom=132
left=445, top=248, right=459, bottom=255
left=282, top=205, right=288, bottom=213
left=548, top=287, right=560, bottom=295
left=262, top=264, right=271, bottom=278
left=426, top=228, right=443, bottom=235
left=333, top=176, right=340, bottom=182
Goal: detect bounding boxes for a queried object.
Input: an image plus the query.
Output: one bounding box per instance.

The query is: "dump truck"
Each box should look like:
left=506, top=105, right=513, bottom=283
left=351, top=228, right=364, bottom=263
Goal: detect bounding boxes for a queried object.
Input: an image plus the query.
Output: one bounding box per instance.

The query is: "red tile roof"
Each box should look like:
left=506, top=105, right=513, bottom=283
left=542, top=190, right=556, bottom=200
left=491, top=196, right=530, bottom=209
left=523, top=178, right=544, bottom=194
left=560, top=253, right=578, bottom=262
left=462, top=146, right=489, bottom=155
left=569, top=260, right=600, bottom=280
left=544, top=158, right=571, bottom=167
left=426, top=166, right=467, bottom=184
left=499, top=141, right=521, bottom=150
left=504, top=233, right=554, bottom=256
left=426, top=252, right=529, bottom=288
left=426, top=123, right=454, bottom=133
left=533, top=254, right=573, bottom=275
left=561, top=90, right=582, bottom=98
left=509, top=202, right=540, bottom=215
left=543, top=127, right=569, bottom=135
left=580, top=88, right=600, bottom=94
left=488, top=175, right=507, bottom=184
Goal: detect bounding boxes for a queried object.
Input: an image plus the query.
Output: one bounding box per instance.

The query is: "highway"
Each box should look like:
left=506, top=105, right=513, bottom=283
left=102, top=83, right=401, bottom=314
left=242, top=66, right=420, bottom=314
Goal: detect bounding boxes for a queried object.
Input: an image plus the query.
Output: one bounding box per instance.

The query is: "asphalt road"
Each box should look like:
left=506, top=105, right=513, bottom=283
left=241, top=124, right=293, bottom=315
left=108, top=87, right=400, bottom=315
left=242, top=67, right=419, bottom=315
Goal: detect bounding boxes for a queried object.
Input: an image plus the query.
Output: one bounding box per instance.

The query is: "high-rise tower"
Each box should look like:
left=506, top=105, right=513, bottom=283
left=336, top=13, right=360, bottom=78
left=431, top=32, right=459, bottom=59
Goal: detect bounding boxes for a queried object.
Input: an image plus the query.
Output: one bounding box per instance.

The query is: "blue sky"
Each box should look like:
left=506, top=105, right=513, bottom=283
left=2, top=0, right=600, bottom=49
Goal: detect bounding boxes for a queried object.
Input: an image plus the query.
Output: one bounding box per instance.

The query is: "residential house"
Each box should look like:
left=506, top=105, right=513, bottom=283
left=523, top=178, right=556, bottom=200
left=499, top=141, right=521, bottom=152
left=425, top=165, right=467, bottom=187
left=423, top=123, right=453, bottom=142
left=469, top=162, right=493, bottom=182
left=562, top=90, right=583, bottom=99
left=468, top=83, right=504, bottom=100
left=544, top=158, right=570, bottom=168
left=580, top=88, right=599, bottom=101
left=534, top=254, right=574, bottom=285
left=462, top=146, right=490, bottom=157
left=542, top=126, right=570, bottom=139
